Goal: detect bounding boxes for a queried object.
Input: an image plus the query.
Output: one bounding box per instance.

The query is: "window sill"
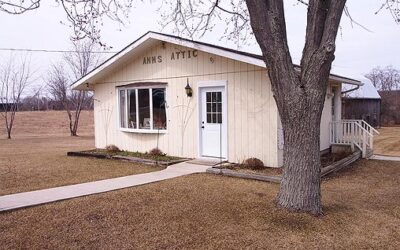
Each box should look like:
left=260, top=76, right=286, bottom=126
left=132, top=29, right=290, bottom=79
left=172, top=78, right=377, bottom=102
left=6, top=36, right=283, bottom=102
left=119, top=128, right=168, bottom=134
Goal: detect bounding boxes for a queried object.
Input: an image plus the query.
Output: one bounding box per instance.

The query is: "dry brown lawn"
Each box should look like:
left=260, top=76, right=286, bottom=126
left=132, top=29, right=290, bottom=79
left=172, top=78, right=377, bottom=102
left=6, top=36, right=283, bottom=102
left=374, top=126, right=400, bottom=156
left=0, top=110, right=94, bottom=138
left=0, top=111, right=163, bottom=195
left=0, top=111, right=399, bottom=249
left=0, top=159, right=399, bottom=249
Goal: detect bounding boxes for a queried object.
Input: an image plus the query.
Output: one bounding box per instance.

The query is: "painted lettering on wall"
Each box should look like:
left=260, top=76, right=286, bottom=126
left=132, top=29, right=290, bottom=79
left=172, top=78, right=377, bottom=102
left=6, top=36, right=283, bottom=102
left=143, top=49, right=198, bottom=65
left=142, top=55, right=162, bottom=65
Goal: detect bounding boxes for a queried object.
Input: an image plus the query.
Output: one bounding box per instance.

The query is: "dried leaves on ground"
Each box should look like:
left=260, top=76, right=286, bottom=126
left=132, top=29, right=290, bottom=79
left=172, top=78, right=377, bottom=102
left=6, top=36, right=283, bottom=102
left=1, top=159, right=399, bottom=249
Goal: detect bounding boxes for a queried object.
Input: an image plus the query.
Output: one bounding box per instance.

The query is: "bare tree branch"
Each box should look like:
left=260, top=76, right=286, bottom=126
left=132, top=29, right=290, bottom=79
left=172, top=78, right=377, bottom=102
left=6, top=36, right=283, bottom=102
left=160, top=0, right=251, bottom=45
left=0, top=0, right=134, bottom=47
left=376, top=0, right=400, bottom=23
left=0, top=0, right=40, bottom=14
left=365, top=65, right=400, bottom=91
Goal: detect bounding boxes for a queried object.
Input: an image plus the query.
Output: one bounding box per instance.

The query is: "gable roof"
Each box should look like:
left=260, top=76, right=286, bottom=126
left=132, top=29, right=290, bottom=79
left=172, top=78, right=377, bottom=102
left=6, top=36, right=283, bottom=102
left=72, top=31, right=362, bottom=90
left=343, top=80, right=381, bottom=99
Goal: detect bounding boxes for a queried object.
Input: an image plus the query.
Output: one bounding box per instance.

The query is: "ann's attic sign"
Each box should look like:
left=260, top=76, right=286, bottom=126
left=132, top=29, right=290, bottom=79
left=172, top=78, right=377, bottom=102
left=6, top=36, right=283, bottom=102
left=143, top=49, right=198, bottom=65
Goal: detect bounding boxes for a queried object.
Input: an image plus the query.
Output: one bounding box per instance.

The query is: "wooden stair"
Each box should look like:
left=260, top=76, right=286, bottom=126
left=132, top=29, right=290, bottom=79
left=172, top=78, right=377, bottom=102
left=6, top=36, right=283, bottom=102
left=366, top=147, right=374, bottom=159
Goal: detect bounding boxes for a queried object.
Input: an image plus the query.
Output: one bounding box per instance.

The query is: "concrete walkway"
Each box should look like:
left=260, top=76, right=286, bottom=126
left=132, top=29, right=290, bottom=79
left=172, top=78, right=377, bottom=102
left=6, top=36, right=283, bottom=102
left=371, top=154, right=400, bottom=161
left=0, top=162, right=209, bottom=212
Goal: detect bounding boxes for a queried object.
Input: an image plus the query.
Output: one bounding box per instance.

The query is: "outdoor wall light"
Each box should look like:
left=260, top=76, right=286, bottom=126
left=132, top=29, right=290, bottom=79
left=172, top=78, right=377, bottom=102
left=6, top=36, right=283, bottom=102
left=185, top=78, right=193, bottom=97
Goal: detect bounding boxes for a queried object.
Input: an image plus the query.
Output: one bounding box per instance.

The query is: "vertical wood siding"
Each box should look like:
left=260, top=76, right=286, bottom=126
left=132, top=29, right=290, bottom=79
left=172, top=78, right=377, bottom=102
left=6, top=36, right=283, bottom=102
left=93, top=41, right=279, bottom=167
left=93, top=41, right=337, bottom=167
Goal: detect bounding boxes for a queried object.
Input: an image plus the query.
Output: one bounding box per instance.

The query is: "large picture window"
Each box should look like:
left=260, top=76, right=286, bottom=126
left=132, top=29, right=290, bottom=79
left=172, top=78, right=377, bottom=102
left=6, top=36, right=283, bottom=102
left=119, top=87, right=167, bottom=131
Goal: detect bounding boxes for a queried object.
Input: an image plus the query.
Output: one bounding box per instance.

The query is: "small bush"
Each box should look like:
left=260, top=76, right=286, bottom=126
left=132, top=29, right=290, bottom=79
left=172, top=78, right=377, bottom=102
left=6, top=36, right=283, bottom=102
left=105, top=144, right=120, bottom=153
left=149, top=147, right=165, bottom=156
left=241, top=158, right=265, bottom=170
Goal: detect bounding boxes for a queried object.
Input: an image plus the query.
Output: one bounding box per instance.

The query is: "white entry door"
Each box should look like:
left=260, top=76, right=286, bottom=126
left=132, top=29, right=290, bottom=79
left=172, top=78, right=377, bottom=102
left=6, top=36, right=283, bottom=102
left=199, top=86, right=227, bottom=158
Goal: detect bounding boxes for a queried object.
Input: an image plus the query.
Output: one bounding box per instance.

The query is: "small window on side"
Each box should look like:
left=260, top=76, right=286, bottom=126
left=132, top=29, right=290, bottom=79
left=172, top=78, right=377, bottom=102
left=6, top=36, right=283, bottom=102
left=119, top=89, right=126, bottom=128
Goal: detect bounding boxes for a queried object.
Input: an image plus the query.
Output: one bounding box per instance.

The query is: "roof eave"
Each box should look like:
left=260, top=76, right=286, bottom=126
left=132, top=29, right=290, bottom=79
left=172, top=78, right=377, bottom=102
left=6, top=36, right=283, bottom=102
left=329, top=75, right=362, bottom=86
left=72, top=31, right=154, bottom=90
left=72, top=31, right=362, bottom=89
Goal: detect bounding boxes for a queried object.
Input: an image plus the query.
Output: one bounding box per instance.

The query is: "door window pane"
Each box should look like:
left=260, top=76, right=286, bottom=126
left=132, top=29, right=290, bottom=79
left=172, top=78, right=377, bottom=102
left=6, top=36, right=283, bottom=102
left=206, top=91, right=222, bottom=124
left=216, top=103, right=222, bottom=112
left=138, top=89, right=150, bottom=129
left=128, top=89, right=137, bottom=128
left=217, top=113, right=222, bottom=123
left=216, top=92, right=221, bottom=102
left=152, top=88, right=167, bottom=130
left=119, top=89, right=126, bottom=128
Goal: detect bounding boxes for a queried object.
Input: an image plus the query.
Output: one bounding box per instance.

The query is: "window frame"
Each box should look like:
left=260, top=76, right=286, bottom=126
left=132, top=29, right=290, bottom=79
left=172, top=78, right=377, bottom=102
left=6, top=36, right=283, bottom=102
left=117, top=85, right=168, bottom=134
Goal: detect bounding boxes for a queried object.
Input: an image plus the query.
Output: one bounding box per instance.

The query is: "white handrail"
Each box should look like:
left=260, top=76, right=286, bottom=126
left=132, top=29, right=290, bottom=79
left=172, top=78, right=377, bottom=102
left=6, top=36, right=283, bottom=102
left=361, top=120, right=380, bottom=135
left=330, top=119, right=375, bottom=158
left=331, top=120, right=372, bottom=137
left=342, top=119, right=380, bottom=135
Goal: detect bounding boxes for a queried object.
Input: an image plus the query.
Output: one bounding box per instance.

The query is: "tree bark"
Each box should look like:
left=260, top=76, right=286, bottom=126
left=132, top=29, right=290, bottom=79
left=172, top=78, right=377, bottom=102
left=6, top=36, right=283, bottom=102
left=245, top=0, right=346, bottom=214
left=276, top=78, right=326, bottom=215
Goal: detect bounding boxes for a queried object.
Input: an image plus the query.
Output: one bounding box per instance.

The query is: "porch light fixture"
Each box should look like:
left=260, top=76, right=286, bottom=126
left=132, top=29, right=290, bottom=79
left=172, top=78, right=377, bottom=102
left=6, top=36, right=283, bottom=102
left=185, top=78, right=193, bottom=97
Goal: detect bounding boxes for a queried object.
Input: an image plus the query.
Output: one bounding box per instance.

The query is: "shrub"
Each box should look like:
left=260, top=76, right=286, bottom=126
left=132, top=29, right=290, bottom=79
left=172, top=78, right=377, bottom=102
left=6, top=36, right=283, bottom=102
left=149, top=147, right=165, bottom=156
left=241, top=157, right=265, bottom=170
left=105, top=144, right=120, bottom=153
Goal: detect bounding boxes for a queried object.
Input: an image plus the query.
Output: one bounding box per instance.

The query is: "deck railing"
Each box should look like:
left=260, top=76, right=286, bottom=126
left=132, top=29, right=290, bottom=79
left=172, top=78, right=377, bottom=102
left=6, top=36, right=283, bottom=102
left=330, top=120, right=379, bottom=158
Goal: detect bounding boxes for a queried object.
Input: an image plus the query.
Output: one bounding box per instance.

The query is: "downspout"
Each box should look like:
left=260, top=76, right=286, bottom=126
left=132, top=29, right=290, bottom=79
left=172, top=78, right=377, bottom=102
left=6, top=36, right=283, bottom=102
left=341, top=85, right=360, bottom=95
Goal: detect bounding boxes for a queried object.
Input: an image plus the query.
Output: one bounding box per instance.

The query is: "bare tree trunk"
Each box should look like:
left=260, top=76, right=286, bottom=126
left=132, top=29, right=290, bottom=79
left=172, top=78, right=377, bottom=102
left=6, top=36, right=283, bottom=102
left=71, top=108, right=82, bottom=136
left=65, top=107, right=77, bottom=136
left=7, top=128, right=11, bottom=139
left=245, top=0, right=346, bottom=214
left=276, top=85, right=325, bottom=214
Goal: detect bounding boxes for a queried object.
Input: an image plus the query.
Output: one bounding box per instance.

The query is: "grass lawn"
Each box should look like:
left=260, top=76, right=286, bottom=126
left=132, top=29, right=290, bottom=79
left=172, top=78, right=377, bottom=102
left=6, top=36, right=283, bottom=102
left=0, top=111, right=163, bottom=195
left=375, top=126, right=400, bottom=156
left=1, top=159, right=399, bottom=249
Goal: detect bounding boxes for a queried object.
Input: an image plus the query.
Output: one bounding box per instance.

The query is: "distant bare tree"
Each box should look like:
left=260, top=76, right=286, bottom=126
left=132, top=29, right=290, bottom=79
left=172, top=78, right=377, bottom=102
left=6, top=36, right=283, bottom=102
left=20, top=85, right=51, bottom=111
left=365, top=66, right=400, bottom=91
left=47, top=40, right=99, bottom=136
left=0, top=55, right=32, bottom=139
left=31, top=85, right=44, bottom=110
left=65, top=41, right=101, bottom=81
left=47, top=64, right=79, bottom=136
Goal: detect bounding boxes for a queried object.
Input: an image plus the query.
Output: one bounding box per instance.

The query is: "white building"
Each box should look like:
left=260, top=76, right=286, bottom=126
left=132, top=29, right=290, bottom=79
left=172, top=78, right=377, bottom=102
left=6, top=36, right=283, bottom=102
left=73, top=32, right=376, bottom=167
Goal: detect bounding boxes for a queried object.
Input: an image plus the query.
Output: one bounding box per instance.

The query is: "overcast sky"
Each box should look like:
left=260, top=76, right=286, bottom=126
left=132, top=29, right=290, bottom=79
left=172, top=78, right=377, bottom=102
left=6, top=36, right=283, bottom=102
left=1, top=1, right=399, bottom=94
